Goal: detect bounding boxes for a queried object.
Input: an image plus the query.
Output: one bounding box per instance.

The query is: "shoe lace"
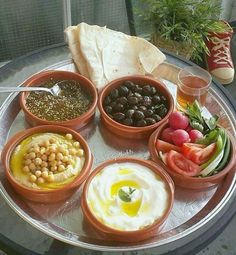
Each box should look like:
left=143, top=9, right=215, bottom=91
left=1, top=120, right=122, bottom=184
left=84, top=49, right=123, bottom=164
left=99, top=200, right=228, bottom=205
left=211, top=36, right=232, bottom=66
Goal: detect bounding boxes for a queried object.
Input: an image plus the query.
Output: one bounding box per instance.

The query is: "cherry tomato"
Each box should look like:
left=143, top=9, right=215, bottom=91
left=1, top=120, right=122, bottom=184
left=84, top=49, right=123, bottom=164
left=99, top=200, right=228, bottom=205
left=182, top=143, right=216, bottom=164
left=166, top=150, right=201, bottom=176
left=156, top=139, right=182, bottom=153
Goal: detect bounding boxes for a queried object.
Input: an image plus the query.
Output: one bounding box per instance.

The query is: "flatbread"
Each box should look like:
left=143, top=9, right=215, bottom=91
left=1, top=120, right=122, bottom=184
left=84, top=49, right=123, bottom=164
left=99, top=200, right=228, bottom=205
left=65, top=23, right=166, bottom=90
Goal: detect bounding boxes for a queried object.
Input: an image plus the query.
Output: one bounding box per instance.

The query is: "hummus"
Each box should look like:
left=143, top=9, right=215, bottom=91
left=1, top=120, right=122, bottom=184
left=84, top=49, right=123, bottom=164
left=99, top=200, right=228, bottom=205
left=87, top=162, right=169, bottom=231
left=10, top=132, right=85, bottom=190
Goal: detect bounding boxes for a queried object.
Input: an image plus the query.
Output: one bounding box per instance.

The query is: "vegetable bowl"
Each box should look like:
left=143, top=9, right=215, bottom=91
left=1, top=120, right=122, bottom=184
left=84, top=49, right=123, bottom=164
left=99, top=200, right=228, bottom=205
left=148, top=101, right=236, bottom=189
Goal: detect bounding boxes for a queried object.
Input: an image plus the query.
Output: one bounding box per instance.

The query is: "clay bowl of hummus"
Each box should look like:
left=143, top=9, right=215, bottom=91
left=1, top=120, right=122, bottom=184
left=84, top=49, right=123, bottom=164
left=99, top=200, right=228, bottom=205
left=1, top=125, right=93, bottom=203
left=98, top=75, right=174, bottom=139
left=19, top=70, right=98, bottom=130
left=81, top=157, right=174, bottom=242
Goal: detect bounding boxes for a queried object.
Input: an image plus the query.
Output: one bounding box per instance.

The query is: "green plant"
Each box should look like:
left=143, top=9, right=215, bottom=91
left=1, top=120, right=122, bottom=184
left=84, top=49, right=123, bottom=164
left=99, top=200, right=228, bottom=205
left=137, top=0, right=228, bottom=61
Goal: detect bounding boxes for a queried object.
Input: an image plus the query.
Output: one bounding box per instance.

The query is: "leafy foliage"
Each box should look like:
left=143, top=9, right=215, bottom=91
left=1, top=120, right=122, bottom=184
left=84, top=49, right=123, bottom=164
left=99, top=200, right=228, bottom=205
left=137, top=0, right=227, bottom=61
left=118, top=187, right=136, bottom=202
left=185, top=100, right=219, bottom=134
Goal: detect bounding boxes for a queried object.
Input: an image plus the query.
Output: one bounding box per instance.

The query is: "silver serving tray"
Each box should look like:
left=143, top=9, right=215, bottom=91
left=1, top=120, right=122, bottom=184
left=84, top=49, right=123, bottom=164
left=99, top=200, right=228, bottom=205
left=0, top=60, right=236, bottom=252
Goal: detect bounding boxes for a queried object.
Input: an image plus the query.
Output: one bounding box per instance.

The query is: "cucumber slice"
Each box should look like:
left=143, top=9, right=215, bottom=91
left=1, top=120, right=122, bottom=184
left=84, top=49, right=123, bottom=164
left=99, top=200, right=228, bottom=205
left=200, top=129, right=227, bottom=177
left=158, top=151, right=167, bottom=165
left=214, top=135, right=231, bottom=173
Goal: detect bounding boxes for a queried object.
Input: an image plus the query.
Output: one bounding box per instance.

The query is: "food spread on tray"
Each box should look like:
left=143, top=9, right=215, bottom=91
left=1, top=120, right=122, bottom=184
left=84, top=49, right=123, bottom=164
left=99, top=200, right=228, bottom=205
left=86, top=162, right=169, bottom=231
left=65, top=22, right=166, bottom=90
left=155, top=101, right=231, bottom=177
left=103, top=80, right=168, bottom=127
left=10, top=132, right=85, bottom=189
left=0, top=21, right=235, bottom=248
left=25, top=79, right=92, bottom=121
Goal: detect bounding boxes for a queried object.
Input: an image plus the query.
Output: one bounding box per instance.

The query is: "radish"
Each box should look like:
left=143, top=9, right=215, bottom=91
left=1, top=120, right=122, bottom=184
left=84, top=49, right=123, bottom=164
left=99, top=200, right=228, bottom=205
left=168, top=111, right=189, bottom=130
left=161, top=127, right=175, bottom=143
left=172, top=129, right=190, bottom=146
left=189, top=129, right=203, bottom=142
left=185, top=125, right=193, bottom=133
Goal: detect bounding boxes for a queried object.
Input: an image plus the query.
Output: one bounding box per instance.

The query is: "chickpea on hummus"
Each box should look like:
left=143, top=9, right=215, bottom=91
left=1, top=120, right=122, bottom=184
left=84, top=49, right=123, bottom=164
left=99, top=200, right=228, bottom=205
left=10, top=132, right=85, bottom=190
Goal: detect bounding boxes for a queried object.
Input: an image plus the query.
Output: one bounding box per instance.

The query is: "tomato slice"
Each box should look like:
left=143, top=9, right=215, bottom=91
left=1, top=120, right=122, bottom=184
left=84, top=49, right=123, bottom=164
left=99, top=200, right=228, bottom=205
left=156, top=139, right=181, bottom=153
left=182, top=143, right=216, bottom=165
left=182, top=143, right=206, bottom=158
left=166, top=150, right=201, bottom=177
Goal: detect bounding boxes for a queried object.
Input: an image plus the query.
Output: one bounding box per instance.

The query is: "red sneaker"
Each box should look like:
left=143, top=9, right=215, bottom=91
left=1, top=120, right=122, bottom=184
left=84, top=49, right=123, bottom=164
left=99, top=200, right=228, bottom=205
left=206, top=22, right=234, bottom=85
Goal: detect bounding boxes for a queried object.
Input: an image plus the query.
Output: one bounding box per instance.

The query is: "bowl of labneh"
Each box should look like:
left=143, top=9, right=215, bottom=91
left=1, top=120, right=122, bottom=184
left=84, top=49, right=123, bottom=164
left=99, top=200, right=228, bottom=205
left=1, top=125, right=93, bottom=203
left=19, top=70, right=98, bottom=130
left=81, top=157, right=174, bottom=242
left=98, top=75, right=174, bottom=139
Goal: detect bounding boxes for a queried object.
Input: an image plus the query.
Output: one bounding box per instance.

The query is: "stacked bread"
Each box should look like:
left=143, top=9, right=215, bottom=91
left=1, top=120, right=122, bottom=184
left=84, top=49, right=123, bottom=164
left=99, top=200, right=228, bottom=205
left=65, top=23, right=166, bottom=90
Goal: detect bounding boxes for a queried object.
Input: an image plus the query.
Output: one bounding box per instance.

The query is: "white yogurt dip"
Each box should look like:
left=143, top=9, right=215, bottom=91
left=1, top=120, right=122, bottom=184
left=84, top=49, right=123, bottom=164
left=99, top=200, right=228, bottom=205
left=87, top=162, right=169, bottom=231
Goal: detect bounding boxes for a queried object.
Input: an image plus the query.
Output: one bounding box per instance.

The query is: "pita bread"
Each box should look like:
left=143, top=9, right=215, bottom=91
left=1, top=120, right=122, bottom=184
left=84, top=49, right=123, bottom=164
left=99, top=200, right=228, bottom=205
left=65, top=23, right=166, bottom=90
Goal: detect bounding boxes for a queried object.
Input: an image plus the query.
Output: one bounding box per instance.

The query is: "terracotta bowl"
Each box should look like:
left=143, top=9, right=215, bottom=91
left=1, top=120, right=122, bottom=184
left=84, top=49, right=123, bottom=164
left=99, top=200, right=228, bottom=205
left=81, top=157, right=174, bottom=242
left=98, top=75, right=174, bottom=139
left=1, top=125, right=93, bottom=203
left=19, top=70, right=98, bottom=130
left=149, top=121, right=236, bottom=189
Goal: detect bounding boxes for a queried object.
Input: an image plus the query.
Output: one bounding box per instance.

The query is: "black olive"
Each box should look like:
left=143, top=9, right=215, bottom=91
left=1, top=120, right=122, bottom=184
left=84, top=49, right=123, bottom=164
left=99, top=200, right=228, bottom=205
left=113, top=112, right=125, bottom=121
left=104, top=95, right=111, bottom=106
left=104, top=105, right=113, bottom=114
left=122, top=118, right=133, bottom=126
left=139, top=105, right=147, bottom=112
left=127, top=91, right=134, bottom=97
left=159, top=107, right=168, bottom=117
left=110, top=89, right=119, bottom=99
left=110, top=101, right=117, bottom=108
left=128, top=96, right=139, bottom=105
left=133, top=110, right=145, bottom=120
left=134, top=85, right=142, bottom=93
left=113, top=103, right=124, bottom=112
left=142, top=96, right=152, bottom=107
left=118, top=86, right=129, bottom=96
left=144, top=109, right=154, bottom=117
left=131, top=105, right=138, bottom=110
left=161, top=95, right=168, bottom=103
left=136, top=119, right=147, bottom=127
left=152, top=95, right=161, bottom=104
left=150, top=87, right=157, bottom=95
left=152, top=114, right=162, bottom=122
left=130, top=84, right=137, bottom=92
left=124, top=80, right=135, bottom=89
left=154, top=104, right=163, bottom=113
left=145, top=118, right=156, bottom=125
left=134, top=92, right=142, bottom=99
left=125, top=109, right=135, bottom=118
left=124, top=81, right=136, bottom=92
left=117, top=96, right=128, bottom=105
left=142, top=85, right=151, bottom=96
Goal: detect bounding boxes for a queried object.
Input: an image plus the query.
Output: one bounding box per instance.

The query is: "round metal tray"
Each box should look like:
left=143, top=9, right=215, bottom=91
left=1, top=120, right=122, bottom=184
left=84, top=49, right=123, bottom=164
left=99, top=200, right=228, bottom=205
left=0, top=59, right=236, bottom=253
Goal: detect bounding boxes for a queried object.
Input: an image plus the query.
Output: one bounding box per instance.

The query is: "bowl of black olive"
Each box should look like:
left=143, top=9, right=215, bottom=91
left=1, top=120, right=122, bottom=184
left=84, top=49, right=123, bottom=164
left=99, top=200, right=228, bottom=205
left=98, top=75, right=174, bottom=139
